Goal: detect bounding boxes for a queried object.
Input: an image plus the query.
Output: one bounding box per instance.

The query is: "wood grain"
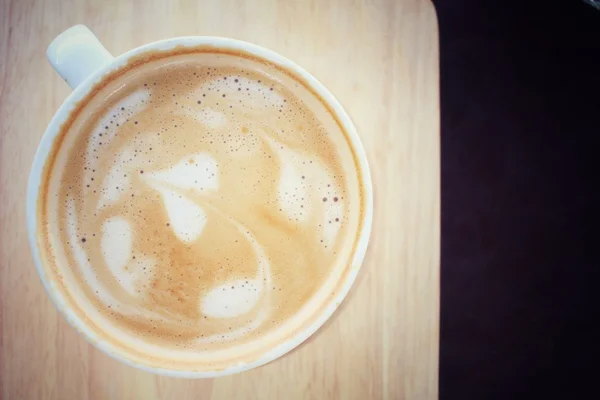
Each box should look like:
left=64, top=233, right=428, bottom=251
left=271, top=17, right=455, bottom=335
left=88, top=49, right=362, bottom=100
left=0, top=0, right=440, bottom=398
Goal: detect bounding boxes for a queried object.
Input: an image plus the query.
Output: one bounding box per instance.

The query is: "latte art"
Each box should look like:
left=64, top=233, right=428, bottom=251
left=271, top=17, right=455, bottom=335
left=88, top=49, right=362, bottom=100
left=39, top=50, right=363, bottom=368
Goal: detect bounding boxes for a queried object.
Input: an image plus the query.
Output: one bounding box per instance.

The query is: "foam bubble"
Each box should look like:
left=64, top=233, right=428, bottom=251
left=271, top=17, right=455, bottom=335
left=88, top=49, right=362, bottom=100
left=321, top=195, right=344, bottom=248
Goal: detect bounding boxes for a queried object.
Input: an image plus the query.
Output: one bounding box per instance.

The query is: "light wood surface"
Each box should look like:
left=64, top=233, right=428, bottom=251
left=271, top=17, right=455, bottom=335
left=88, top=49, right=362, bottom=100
left=0, top=0, right=440, bottom=398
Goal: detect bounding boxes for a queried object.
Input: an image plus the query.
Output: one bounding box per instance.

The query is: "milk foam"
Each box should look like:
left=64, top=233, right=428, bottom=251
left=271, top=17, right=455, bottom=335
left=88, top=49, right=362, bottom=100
left=84, top=90, right=149, bottom=196
left=269, top=139, right=344, bottom=247
left=40, top=51, right=362, bottom=369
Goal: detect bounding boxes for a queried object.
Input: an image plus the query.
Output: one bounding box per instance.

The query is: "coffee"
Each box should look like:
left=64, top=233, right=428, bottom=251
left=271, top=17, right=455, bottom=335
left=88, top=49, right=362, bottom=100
left=38, top=49, right=363, bottom=369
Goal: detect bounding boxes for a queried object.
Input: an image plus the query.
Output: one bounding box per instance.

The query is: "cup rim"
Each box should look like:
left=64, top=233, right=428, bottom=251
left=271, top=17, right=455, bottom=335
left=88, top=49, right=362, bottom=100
left=27, top=34, right=373, bottom=378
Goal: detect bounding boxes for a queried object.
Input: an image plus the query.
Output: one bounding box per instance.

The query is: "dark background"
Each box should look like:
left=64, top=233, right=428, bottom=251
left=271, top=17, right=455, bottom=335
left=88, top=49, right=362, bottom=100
left=437, top=0, right=598, bottom=398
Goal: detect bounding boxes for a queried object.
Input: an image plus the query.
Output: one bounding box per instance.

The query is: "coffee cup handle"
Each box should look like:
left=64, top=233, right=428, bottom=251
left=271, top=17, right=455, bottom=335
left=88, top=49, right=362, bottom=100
left=47, top=25, right=114, bottom=90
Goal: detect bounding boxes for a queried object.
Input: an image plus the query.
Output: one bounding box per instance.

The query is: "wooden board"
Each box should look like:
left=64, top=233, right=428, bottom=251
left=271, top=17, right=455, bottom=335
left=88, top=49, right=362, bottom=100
left=0, top=0, right=440, bottom=398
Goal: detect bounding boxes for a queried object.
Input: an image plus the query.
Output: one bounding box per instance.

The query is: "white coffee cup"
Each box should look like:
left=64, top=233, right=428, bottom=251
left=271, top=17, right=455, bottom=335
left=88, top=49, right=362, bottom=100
left=27, top=25, right=373, bottom=377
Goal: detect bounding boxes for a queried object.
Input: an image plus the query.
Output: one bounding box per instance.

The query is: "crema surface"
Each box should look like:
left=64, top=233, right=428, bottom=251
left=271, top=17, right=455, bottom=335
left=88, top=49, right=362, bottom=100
left=39, top=50, right=363, bottom=369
